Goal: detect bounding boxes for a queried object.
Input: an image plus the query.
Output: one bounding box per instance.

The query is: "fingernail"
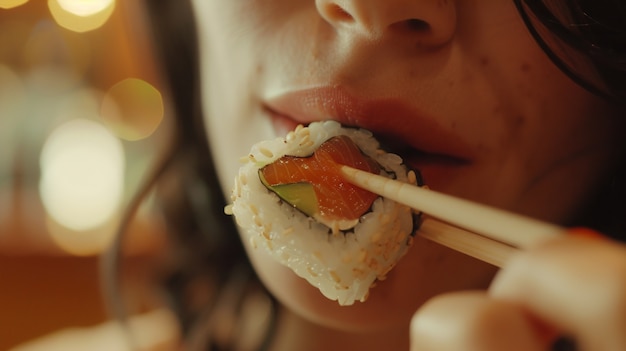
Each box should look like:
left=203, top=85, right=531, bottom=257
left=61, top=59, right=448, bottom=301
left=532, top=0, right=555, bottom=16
left=567, top=227, right=608, bottom=240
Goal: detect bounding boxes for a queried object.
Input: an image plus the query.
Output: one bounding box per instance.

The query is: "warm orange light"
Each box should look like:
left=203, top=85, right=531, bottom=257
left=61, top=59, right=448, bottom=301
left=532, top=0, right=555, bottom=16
left=101, top=78, right=165, bottom=141
left=48, top=0, right=115, bottom=33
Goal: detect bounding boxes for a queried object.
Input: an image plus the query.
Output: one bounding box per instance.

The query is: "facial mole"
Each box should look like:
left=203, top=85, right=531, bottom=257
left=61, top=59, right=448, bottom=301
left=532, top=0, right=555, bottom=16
left=480, top=57, right=490, bottom=66
left=521, top=62, right=531, bottom=72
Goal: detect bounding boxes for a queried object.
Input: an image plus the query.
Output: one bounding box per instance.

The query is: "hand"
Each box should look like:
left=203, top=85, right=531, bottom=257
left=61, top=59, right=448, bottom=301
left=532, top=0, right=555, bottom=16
left=410, top=232, right=626, bottom=351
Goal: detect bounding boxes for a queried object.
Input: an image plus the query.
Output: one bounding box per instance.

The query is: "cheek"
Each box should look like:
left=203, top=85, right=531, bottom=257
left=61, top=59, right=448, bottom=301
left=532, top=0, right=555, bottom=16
left=196, top=25, right=275, bottom=195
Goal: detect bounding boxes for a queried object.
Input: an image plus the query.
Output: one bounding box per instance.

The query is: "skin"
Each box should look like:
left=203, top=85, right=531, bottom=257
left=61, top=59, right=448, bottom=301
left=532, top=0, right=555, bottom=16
left=411, top=234, right=626, bottom=351
left=190, top=0, right=626, bottom=350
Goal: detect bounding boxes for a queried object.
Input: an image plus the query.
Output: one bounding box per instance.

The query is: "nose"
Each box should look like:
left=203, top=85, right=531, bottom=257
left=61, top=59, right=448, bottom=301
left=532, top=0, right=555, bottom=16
left=315, top=0, right=456, bottom=47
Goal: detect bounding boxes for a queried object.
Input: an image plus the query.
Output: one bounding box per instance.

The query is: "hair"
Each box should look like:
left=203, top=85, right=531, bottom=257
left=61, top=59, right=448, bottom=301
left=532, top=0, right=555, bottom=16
left=514, top=0, right=626, bottom=239
left=514, top=0, right=626, bottom=104
left=102, top=1, right=273, bottom=350
left=104, top=1, right=626, bottom=350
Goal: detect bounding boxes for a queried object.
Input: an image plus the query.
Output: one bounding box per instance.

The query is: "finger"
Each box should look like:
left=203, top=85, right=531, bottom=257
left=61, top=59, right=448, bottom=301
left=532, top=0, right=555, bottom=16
left=490, top=235, right=626, bottom=351
left=410, top=291, right=549, bottom=351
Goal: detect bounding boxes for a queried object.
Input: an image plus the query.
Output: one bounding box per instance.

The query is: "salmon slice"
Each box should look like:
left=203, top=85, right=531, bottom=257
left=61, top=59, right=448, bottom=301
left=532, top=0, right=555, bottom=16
left=260, top=135, right=381, bottom=222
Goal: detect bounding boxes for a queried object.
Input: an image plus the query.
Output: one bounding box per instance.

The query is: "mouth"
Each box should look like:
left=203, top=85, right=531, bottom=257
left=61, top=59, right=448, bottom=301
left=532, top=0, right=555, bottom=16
left=264, top=86, right=473, bottom=187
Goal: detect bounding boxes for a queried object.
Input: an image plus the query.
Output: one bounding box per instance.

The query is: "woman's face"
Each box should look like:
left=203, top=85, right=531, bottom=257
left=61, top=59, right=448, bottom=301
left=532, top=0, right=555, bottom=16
left=190, top=0, right=622, bottom=331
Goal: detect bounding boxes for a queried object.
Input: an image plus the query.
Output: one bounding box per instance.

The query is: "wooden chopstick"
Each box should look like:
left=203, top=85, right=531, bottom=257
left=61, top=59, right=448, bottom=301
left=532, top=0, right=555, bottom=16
left=419, top=218, right=517, bottom=267
left=341, top=166, right=565, bottom=266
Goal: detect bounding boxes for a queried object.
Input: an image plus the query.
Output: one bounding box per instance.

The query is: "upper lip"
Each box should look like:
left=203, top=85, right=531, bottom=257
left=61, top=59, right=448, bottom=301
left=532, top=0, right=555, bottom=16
left=264, top=85, right=474, bottom=165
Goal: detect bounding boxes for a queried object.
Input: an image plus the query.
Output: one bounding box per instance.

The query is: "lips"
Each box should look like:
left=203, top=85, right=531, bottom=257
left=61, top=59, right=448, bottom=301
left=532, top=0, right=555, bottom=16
left=264, top=86, right=473, bottom=187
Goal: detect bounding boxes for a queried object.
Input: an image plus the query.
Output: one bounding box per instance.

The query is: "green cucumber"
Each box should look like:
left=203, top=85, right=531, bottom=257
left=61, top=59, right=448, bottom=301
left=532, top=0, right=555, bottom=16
left=259, top=171, right=319, bottom=216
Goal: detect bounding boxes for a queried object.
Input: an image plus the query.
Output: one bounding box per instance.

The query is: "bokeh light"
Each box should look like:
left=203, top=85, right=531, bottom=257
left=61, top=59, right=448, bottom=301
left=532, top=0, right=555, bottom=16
left=57, top=0, right=113, bottom=16
left=39, top=118, right=125, bottom=233
left=48, top=0, right=115, bottom=33
left=0, top=2, right=175, bottom=348
left=0, top=0, right=28, bottom=9
left=100, top=78, right=165, bottom=141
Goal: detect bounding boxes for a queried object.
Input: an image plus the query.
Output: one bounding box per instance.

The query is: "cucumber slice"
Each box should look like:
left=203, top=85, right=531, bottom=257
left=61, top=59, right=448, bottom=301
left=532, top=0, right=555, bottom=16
left=259, top=171, right=319, bottom=217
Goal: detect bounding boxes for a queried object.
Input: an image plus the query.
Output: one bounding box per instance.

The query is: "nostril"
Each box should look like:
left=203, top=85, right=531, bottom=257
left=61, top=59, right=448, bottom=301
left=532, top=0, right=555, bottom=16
left=404, top=18, right=430, bottom=32
left=326, top=4, right=353, bottom=22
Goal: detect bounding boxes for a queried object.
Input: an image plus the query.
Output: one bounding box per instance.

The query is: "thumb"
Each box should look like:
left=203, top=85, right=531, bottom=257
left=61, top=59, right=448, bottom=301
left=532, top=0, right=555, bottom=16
left=410, top=291, right=549, bottom=351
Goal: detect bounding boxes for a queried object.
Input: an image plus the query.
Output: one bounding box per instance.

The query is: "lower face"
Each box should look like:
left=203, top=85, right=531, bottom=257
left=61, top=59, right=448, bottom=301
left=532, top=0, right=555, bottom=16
left=190, top=0, right=623, bottom=332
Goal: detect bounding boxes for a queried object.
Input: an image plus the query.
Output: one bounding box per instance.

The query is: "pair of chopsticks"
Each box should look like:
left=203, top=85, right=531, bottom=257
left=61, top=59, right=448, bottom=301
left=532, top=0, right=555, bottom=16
left=340, top=166, right=566, bottom=267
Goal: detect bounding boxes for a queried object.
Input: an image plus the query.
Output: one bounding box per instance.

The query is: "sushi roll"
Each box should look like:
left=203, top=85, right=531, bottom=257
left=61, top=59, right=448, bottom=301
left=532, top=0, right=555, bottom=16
left=227, top=120, right=419, bottom=306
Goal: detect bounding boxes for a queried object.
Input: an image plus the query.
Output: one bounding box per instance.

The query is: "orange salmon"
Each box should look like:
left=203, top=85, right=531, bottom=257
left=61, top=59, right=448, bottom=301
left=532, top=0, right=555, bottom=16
left=260, top=135, right=381, bottom=222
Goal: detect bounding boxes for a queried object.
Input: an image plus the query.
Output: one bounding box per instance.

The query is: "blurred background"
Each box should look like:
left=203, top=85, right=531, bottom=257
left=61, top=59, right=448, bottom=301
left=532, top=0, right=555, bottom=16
left=0, top=0, right=179, bottom=349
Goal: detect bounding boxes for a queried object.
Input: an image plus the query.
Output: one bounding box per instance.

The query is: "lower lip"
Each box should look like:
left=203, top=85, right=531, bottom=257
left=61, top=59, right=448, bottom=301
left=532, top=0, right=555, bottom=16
left=267, top=107, right=300, bottom=137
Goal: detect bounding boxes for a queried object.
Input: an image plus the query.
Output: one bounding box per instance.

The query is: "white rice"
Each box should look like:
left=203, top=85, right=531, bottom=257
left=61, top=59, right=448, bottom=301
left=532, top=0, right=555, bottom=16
left=228, top=120, right=417, bottom=305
